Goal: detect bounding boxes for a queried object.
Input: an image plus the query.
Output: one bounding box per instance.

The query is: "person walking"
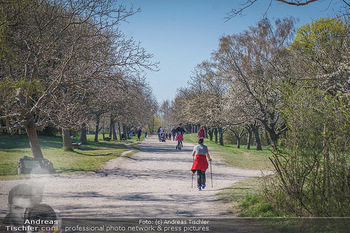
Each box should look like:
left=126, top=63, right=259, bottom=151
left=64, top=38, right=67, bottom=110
left=158, top=126, right=164, bottom=142
left=157, top=126, right=162, bottom=141
left=191, top=138, right=212, bottom=191
left=197, top=126, right=205, bottom=139
left=176, top=123, right=186, bottom=136
left=171, top=126, right=176, bottom=141
left=136, top=127, right=142, bottom=141
left=176, top=132, right=183, bottom=150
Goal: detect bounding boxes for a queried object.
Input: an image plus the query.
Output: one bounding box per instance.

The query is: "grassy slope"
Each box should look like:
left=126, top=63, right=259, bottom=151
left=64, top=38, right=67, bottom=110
left=0, top=133, right=142, bottom=178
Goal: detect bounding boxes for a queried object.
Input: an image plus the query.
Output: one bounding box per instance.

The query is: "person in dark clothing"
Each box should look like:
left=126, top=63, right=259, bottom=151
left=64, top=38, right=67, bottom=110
left=176, top=123, right=186, bottom=135
left=171, top=126, right=176, bottom=141
left=136, top=127, right=142, bottom=141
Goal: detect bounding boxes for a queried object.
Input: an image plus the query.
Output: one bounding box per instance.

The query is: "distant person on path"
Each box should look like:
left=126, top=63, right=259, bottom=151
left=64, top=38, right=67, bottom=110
left=136, top=127, right=142, bottom=141
left=176, top=123, right=186, bottom=135
left=144, top=131, right=148, bottom=139
left=197, top=126, right=206, bottom=139
left=191, top=138, right=212, bottom=191
left=158, top=126, right=164, bottom=142
left=171, top=126, right=176, bottom=141
left=157, top=126, right=161, bottom=141
left=176, top=132, right=184, bottom=150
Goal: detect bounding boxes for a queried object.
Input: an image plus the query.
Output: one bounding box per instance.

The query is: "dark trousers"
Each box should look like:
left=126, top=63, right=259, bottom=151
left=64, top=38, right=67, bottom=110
left=177, top=140, right=182, bottom=147
left=196, top=170, right=206, bottom=187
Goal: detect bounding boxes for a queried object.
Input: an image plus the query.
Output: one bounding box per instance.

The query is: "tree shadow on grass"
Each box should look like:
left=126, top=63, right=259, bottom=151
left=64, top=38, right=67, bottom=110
left=38, top=136, right=64, bottom=149
left=0, top=135, right=129, bottom=150
left=55, top=168, right=95, bottom=173
left=0, top=135, right=64, bottom=149
left=138, top=143, right=193, bottom=154
left=0, top=135, right=31, bottom=149
left=71, top=151, right=118, bottom=157
left=78, top=141, right=128, bottom=150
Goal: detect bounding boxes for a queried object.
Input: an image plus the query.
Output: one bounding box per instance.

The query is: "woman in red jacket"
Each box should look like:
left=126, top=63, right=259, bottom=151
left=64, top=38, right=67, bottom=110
left=197, top=126, right=205, bottom=139
left=191, top=138, right=212, bottom=191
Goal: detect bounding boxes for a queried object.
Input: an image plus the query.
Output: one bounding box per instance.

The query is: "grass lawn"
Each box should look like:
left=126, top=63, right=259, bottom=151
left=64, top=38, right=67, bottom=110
left=0, top=133, right=142, bottom=179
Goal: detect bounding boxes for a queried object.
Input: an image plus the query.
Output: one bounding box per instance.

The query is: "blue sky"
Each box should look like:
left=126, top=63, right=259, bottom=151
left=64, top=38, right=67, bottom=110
left=118, top=0, right=344, bottom=104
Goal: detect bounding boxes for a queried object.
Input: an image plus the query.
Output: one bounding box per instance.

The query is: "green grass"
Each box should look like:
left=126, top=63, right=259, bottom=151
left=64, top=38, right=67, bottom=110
left=239, top=193, right=283, bottom=217
left=183, top=133, right=273, bottom=170
left=217, top=177, right=264, bottom=215
left=0, top=133, right=136, bottom=178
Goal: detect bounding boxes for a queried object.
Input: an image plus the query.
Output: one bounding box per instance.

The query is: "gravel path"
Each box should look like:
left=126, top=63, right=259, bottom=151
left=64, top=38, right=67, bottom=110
left=0, top=135, right=270, bottom=218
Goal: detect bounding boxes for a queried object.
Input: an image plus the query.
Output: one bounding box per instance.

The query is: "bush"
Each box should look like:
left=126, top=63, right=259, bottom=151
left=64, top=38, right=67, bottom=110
left=267, top=83, right=350, bottom=217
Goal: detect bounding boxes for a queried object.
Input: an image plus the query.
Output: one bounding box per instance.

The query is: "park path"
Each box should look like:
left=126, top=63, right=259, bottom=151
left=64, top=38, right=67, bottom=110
left=0, top=135, right=269, bottom=218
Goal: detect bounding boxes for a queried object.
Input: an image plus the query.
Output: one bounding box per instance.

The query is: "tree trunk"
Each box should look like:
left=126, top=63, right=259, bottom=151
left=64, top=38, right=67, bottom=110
left=260, top=120, right=280, bottom=148
left=123, top=125, right=127, bottom=139
left=118, top=122, right=122, bottom=140
left=219, top=127, right=224, bottom=146
left=80, top=123, right=87, bottom=144
left=25, top=123, right=44, bottom=159
left=232, top=130, right=240, bottom=149
left=214, top=128, right=218, bottom=144
left=109, top=116, right=114, bottom=138
left=62, top=128, right=72, bottom=150
left=208, top=128, right=213, bottom=141
left=253, top=126, right=262, bottom=150
left=265, top=130, right=271, bottom=146
left=232, top=128, right=247, bottom=149
left=112, top=123, right=117, bottom=140
left=94, top=115, right=100, bottom=142
left=149, top=115, right=155, bottom=135
left=247, top=129, right=252, bottom=150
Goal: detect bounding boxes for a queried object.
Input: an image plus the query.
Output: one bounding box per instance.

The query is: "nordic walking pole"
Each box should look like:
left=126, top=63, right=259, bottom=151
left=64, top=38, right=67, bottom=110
left=210, top=160, right=213, bottom=188
left=191, top=155, right=194, bottom=188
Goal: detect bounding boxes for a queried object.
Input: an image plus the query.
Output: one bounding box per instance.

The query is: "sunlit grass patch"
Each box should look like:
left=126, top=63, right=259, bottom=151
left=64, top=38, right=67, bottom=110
left=0, top=134, right=130, bottom=178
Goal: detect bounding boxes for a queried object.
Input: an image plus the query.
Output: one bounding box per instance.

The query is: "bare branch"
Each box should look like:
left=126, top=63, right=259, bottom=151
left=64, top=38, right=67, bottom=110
left=276, top=0, right=319, bottom=6
left=342, top=0, right=350, bottom=7
left=225, top=0, right=259, bottom=22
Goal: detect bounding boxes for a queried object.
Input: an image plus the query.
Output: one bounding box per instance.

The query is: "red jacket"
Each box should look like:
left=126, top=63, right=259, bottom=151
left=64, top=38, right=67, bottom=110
left=191, top=154, right=208, bottom=172
left=176, top=134, right=183, bottom=141
left=197, top=128, right=205, bottom=138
